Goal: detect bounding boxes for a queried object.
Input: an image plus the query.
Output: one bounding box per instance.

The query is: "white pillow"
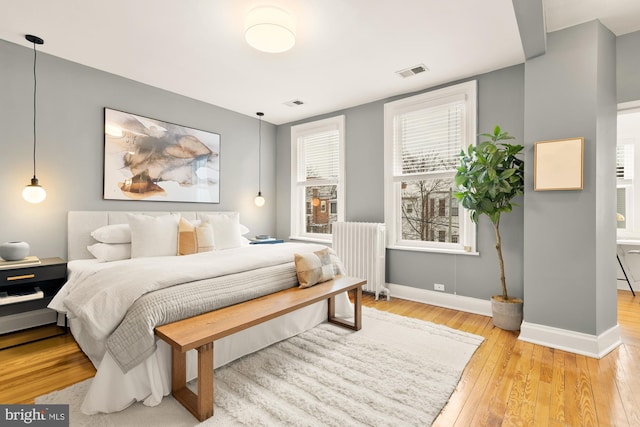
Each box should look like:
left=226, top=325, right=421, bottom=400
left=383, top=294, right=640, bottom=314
left=87, top=243, right=131, bottom=262
left=239, top=224, right=250, bottom=235
left=128, top=213, right=180, bottom=258
left=91, top=224, right=131, bottom=244
left=208, top=213, right=242, bottom=250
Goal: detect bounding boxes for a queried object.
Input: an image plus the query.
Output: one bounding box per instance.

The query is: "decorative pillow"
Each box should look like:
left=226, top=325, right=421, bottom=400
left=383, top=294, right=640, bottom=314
left=87, top=243, right=131, bottom=262
left=294, top=248, right=343, bottom=289
left=128, top=213, right=180, bottom=258
left=90, top=224, right=131, bottom=244
left=208, top=213, right=242, bottom=250
left=178, top=218, right=214, bottom=255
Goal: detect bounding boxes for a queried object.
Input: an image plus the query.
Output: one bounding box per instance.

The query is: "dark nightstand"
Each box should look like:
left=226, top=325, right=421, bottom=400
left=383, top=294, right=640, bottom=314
left=0, top=257, right=67, bottom=349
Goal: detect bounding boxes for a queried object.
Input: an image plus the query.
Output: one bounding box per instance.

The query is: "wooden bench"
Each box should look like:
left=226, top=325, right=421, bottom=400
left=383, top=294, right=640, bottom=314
left=155, top=276, right=365, bottom=421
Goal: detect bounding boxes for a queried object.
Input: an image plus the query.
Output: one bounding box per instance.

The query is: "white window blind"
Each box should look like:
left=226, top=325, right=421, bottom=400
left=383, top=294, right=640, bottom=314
left=394, top=102, right=464, bottom=175
left=300, top=130, right=339, bottom=181
left=617, top=144, right=634, bottom=180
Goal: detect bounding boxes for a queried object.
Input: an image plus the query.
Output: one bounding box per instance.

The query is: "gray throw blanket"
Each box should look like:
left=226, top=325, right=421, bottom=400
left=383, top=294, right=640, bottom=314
left=106, top=263, right=298, bottom=373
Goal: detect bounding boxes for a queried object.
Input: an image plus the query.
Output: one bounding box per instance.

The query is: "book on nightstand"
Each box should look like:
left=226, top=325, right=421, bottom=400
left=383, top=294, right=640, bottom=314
left=0, top=287, right=44, bottom=305
left=0, top=256, right=41, bottom=270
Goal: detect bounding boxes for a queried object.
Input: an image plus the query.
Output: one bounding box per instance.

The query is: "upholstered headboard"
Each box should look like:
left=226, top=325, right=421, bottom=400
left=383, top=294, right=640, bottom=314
left=67, top=211, right=237, bottom=261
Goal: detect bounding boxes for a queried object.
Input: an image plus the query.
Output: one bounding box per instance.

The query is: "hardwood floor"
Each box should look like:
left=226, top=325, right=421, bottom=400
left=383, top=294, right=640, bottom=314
left=1, top=290, right=639, bottom=426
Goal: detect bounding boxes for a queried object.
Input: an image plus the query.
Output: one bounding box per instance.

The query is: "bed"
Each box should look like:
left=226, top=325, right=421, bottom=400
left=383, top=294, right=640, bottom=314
left=50, top=210, right=351, bottom=415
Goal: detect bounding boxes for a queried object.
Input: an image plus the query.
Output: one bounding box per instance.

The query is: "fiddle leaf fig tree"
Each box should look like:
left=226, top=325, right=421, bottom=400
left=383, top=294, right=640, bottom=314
left=454, top=126, right=524, bottom=301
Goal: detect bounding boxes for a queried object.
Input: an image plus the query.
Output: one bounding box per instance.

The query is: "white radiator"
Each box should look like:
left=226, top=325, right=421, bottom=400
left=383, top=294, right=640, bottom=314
left=332, top=222, right=388, bottom=300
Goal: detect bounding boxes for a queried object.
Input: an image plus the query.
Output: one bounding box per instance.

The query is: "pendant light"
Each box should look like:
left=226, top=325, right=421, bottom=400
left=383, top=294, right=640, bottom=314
left=22, top=34, right=46, bottom=204
left=254, top=112, right=265, bottom=207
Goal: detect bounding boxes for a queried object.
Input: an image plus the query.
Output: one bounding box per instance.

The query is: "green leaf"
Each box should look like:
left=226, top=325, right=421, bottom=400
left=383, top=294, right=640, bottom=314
left=500, top=169, right=516, bottom=179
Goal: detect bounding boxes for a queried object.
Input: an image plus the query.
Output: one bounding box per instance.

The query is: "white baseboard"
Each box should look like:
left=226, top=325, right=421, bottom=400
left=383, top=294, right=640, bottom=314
left=387, top=283, right=492, bottom=316
left=617, top=279, right=638, bottom=292
left=519, top=322, right=621, bottom=358
left=387, top=282, right=622, bottom=358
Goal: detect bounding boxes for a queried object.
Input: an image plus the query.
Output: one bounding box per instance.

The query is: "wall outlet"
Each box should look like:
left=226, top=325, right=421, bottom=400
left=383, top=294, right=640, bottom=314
left=434, top=283, right=445, bottom=291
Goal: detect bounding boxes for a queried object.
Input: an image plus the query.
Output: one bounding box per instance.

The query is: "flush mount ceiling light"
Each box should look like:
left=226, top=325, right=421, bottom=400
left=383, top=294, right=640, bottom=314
left=244, top=6, right=296, bottom=53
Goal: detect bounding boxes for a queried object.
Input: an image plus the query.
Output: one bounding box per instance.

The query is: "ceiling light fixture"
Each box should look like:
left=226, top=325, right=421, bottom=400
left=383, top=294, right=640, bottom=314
left=244, top=6, right=296, bottom=53
left=254, top=112, right=266, bottom=207
left=22, top=34, right=46, bottom=204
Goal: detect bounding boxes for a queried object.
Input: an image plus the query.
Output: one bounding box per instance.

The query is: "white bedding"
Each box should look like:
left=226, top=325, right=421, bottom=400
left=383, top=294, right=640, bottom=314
left=52, top=233, right=352, bottom=414
left=51, top=243, right=323, bottom=343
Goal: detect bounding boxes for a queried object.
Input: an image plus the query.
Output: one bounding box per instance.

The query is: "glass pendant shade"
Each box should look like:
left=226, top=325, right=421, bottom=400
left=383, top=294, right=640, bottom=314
left=23, top=178, right=46, bottom=204
left=254, top=192, right=265, bottom=207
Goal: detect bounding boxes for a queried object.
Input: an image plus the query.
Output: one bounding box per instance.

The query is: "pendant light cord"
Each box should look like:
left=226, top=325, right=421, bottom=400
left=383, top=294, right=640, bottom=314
left=258, top=115, right=262, bottom=193
left=31, top=41, right=38, bottom=180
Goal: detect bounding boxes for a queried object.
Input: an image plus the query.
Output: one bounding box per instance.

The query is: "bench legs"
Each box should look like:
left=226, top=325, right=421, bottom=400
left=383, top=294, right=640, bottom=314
left=170, top=286, right=363, bottom=421
left=328, top=287, right=362, bottom=331
left=171, top=342, right=214, bottom=422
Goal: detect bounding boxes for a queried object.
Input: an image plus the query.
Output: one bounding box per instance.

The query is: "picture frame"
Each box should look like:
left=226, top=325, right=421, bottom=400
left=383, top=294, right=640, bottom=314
left=103, top=108, right=220, bottom=203
left=534, top=137, right=584, bottom=191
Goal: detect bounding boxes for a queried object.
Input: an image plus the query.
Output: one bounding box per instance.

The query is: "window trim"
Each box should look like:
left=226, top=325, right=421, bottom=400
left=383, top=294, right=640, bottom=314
left=617, top=100, right=640, bottom=239
left=290, top=115, right=345, bottom=242
left=384, top=81, right=477, bottom=254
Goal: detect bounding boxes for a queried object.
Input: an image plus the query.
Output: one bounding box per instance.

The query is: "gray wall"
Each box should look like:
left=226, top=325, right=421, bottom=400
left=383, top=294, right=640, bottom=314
left=276, top=65, right=526, bottom=300
left=0, top=40, right=277, bottom=260
left=617, top=30, right=640, bottom=103
left=523, top=21, right=617, bottom=335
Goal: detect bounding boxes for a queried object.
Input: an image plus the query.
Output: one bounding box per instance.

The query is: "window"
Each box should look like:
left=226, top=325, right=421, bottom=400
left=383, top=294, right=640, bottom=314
left=291, top=116, right=345, bottom=241
left=384, top=81, right=477, bottom=253
left=617, top=104, right=640, bottom=237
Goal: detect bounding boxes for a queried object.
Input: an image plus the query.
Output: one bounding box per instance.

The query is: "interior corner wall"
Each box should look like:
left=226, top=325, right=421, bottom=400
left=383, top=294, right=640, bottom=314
left=276, top=64, right=525, bottom=300
left=617, top=30, right=640, bottom=103
left=0, top=40, right=277, bottom=260
left=523, top=21, right=617, bottom=335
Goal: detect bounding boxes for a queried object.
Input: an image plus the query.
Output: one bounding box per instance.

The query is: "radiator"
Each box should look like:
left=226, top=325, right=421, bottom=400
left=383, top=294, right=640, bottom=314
left=332, top=222, right=388, bottom=300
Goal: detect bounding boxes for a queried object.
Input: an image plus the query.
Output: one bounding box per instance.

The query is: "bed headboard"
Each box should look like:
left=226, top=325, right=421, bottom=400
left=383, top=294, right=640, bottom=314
left=67, top=211, right=237, bottom=261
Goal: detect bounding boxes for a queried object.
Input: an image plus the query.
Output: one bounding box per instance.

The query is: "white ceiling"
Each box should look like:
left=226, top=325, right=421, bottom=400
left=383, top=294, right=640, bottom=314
left=1, top=0, right=638, bottom=125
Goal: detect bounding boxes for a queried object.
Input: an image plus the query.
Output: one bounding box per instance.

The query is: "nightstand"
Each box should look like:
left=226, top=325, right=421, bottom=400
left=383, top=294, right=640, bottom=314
left=0, top=257, right=67, bottom=349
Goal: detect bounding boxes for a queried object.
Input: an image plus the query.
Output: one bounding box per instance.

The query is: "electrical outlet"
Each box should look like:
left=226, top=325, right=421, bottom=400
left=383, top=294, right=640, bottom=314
left=434, top=283, right=445, bottom=291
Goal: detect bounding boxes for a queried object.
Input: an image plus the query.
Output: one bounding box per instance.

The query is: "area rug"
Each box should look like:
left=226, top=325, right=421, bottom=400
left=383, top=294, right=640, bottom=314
left=36, top=307, right=483, bottom=426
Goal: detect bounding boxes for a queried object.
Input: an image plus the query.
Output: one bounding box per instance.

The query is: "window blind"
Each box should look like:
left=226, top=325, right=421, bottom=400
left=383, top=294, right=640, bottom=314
left=301, top=130, right=339, bottom=181
left=617, top=144, right=634, bottom=180
left=394, top=101, right=464, bottom=175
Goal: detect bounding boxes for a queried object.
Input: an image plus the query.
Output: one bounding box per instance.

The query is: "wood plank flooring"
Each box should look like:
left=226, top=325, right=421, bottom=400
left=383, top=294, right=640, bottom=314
left=1, top=290, right=639, bottom=426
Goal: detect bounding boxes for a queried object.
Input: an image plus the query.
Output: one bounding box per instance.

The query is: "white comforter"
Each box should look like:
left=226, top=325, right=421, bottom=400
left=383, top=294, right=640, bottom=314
left=49, top=242, right=353, bottom=414
left=51, top=242, right=326, bottom=343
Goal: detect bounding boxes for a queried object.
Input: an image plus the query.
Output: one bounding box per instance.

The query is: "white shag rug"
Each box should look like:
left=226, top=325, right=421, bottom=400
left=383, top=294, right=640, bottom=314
left=36, top=307, right=483, bottom=427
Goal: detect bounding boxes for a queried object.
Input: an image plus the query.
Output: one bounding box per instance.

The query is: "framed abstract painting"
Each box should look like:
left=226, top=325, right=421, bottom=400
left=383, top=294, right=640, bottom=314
left=103, top=108, right=220, bottom=203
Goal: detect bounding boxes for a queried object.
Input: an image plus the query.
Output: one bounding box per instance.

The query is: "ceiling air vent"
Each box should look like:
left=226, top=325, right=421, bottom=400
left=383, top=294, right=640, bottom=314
left=284, top=99, right=305, bottom=107
left=396, top=64, right=429, bottom=78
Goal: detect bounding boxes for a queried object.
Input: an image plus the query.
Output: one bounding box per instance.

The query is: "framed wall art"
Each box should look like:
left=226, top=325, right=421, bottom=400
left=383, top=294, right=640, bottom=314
left=534, top=137, right=584, bottom=191
left=103, top=108, right=220, bottom=203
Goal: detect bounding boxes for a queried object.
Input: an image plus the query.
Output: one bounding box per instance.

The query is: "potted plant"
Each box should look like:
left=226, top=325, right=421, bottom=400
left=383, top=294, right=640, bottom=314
left=454, top=126, right=525, bottom=330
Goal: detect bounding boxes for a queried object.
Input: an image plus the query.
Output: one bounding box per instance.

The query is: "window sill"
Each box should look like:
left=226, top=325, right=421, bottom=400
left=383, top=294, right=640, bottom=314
left=289, top=236, right=333, bottom=245
left=387, top=244, right=479, bottom=256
